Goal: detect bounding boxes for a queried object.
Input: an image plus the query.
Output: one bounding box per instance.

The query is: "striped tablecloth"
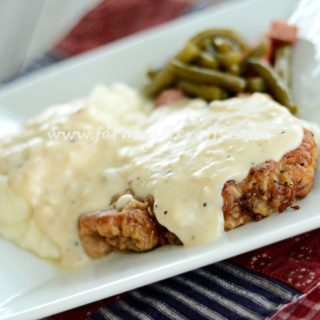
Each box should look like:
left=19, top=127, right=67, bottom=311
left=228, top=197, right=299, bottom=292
left=5, top=1, right=320, bottom=319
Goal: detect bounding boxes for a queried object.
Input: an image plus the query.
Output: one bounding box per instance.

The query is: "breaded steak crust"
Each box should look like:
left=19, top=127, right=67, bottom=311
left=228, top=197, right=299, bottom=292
left=79, top=129, right=317, bottom=258
left=223, top=129, right=317, bottom=230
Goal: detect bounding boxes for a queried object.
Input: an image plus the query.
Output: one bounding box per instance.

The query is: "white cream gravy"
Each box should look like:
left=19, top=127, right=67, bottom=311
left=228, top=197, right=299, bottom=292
left=0, top=84, right=307, bottom=267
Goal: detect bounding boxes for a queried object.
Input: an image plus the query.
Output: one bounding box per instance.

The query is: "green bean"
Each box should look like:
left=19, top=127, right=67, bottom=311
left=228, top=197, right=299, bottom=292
left=245, top=42, right=269, bottom=61
left=246, top=77, right=266, bottom=92
left=191, top=29, right=250, bottom=51
left=144, top=42, right=200, bottom=96
left=178, top=80, right=224, bottom=101
left=176, top=42, right=201, bottom=62
left=170, top=59, right=246, bottom=92
left=197, top=52, right=218, bottom=69
left=147, top=68, right=161, bottom=80
left=288, top=105, right=298, bottom=114
left=274, top=45, right=293, bottom=87
left=247, top=59, right=295, bottom=111
left=240, top=42, right=269, bottom=74
left=220, top=90, right=230, bottom=99
left=213, top=37, right=234, bottom=53
left=226, top=63, right=241, bottom=76
left=216, top=52, right=242, bottom=67
left=144, top=68, right=175, bottom=97
left=202, top=38, right=216, bottom=54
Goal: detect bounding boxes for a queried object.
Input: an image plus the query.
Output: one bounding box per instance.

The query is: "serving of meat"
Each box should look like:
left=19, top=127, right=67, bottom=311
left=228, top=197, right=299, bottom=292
left=79, top=196, right=181, bottom=258
left=222, top=129, right=317, bottom=230
left=79, top=129, right=317, bottom=258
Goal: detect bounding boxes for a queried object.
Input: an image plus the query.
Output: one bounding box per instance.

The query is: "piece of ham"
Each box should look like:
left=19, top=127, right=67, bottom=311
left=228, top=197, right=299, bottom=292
left=268, top=20, right=298, bottom=45
left=155, top=89, right=186, bottom=106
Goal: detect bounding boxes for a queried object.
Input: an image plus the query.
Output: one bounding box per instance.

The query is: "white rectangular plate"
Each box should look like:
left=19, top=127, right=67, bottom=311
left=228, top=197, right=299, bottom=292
left=1, top=0, right=320, bottom=319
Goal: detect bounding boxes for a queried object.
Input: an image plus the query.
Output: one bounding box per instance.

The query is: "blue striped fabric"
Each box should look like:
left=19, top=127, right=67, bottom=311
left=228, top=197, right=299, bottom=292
left=90, top=261, right=299, bottom=320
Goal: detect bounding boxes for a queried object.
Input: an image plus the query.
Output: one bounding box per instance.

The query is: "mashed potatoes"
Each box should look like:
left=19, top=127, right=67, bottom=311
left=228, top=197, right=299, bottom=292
left=0, top=84, right=150, bottom=267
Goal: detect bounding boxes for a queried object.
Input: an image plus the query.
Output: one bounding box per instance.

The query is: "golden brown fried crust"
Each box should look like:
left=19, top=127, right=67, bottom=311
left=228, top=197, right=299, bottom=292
left=79, top=129, right=317, bottom=258
left=223, top=129, right=317, bottom=230
left=79, top=196, right=180, bottom=258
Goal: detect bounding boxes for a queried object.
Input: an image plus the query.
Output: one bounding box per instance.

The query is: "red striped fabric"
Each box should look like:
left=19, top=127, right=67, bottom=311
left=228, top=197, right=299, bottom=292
left=55, top=0, right=194, bottom=56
